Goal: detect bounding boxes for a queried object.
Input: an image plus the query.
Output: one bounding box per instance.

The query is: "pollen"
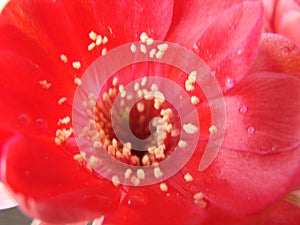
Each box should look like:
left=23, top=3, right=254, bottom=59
left=160, top=183, right=168, bottom=192
left=102, top=48, right=107, bottom=56
left=112, top=175, right=120, bottom=187
left=146, top=38, right=154, bottom=46
left=73, top=153, right=85, bottom=164
left=188, top=71, right=197, bottom=82
left=178, top=140, right=188, bottom=149
left=72, top=61, right=81, bottom=70
left=130, top=43, right=137, bottom=53
left=60, top=54, right=68, bottom=63
left=184, top=172, right=193, bottom=182
left=136, top=169, right=146, bottom=180
left=209, top=125, right=218, bottom=134
left=58, top=97, right=67, bottom=105
left=140, top=44, right=147, bottom=54
left=183, top=123, right=198, bottom=134
left=88, top=42, right=96, bottom=51
left=89, top=30, right=97, bottom=41
left=39, top=80, right=51, bottom=89
left=55, top=127, right=73, bottom=145
left=95, top=35, right=102, bottom=46
left=87, top=155, right=99, bottom=172
left=193, top=192, right=207, bottom=208
left=185, top=80, right=195, bottom=92
left=140, top=32, right=149, bottom=43
left=102, top=36, right=108, bottom=44
left=157, top=43, right=169, bottom=52
left=124, top=168, right=133, bottom=179
left=57, top=116, right=71, bottom=125
left=112, top=77, right=118, bottom=86
left=154, top=167, right=163, bottom=179
left=74, top=77, right=82, bottom=86
left=191, top=96, right=200, bottom=105
left=149, top=48, right=156, bottom=58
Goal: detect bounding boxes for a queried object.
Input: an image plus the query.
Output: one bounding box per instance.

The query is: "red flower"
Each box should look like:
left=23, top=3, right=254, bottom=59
left=0, top=1, right=300, bottom=225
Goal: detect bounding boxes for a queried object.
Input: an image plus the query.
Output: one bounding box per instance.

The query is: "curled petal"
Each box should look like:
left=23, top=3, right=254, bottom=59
left=251, top=33, right=300, bottom=77
left=194, top=1, right=263, bottom=91
left=1, top=135, right=123, bottom=224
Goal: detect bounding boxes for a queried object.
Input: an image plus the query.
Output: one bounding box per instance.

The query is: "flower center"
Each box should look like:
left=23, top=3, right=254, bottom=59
left=88, top=76, right=180, bottom=166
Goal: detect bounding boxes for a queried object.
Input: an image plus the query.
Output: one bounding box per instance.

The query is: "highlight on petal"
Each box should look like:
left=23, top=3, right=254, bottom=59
left=92, top=216, right=104, bottom=225
left=194, top=1, right=263, bottom=91
left=222, top=72, right=300, bottom=154
left=251, top=33, right=300, bottom=77
left=0, top=182, right=17, bottom=210
left=1, top=135, right=123, bottom=224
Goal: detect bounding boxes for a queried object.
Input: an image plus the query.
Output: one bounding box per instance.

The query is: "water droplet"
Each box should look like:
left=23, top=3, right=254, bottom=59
left=247, top=126, right=255, bottom=134
left=237, top=49, right=243, bottom=55
left=35, top=118, right=48, bottom=129
left=229, top=23, right=236, bottom=30
left=18, top=113, right=31, bottom=126
left=239, top=105, right=248, bottom=114
left=225, top=77, right=235, bottom=88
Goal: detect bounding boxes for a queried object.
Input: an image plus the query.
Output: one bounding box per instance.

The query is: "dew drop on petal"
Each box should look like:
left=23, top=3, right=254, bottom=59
left=35, top=118, right=48, bottom=129
left=18, top=113, right=31, bottom=126
left=225, top=77, right=235, bottom=88
left=239, top=105, right=248, bottom=114
left=247, top=126, right=255, bottom=134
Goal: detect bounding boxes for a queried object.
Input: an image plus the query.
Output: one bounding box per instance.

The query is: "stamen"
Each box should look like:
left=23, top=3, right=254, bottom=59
left=39, top=80, right=51, bottom=89
left=160, top=183, right=168, bottom=192
left=72, top=61, right=81, bottom=70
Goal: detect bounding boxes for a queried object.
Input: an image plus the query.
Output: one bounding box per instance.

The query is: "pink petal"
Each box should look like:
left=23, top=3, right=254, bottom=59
left=166, top=0, right=244, bottom=48
left=0, top=182, right=17, bottom=210
left=194, top=1, right=263, bottom=91
left=251, top=33, right=300, bottom=77
left=222, top=72, right=300, bottom=154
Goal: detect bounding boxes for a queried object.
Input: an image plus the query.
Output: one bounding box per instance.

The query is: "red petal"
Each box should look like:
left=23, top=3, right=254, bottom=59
left=199, top=146, right=300, bottom=215
left=194, top=1, right=263, bottom=91
left=0, top=52, right=71, bottom=137
left=223, top=72, right=300, bottom=154
left=166, top=0, right=244, bottom=48
left=91, top=0, right=173, bottom=42
left=250, top=33, right=300, bottom=77
left=1, top=135, right=122, bottom=224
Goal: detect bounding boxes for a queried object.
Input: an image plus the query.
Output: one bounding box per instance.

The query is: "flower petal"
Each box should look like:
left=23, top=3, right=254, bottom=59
left=194, top=1, right=263, bottom=91
left=199, top=145, right=300, bottom=215
left=166, top=0, right=244, bottom=48
left=0, top=51, right=71, bottom=137
left=222, top=72, right=300, bottom=154
left=91, top=0, right=173, bottom=42
left=1, top=135, right=123, bottom=224
left=250, top=33, right=300, bottom=77
left=197, top=72, right=300, bottom=215
left=0, top=182, right=17, bottom=210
